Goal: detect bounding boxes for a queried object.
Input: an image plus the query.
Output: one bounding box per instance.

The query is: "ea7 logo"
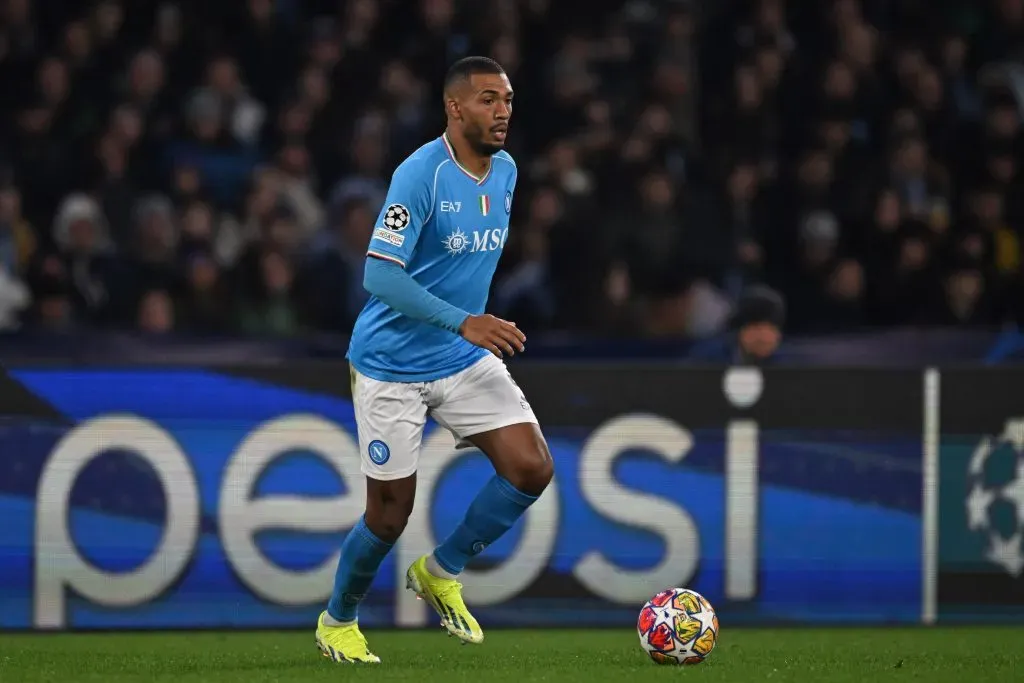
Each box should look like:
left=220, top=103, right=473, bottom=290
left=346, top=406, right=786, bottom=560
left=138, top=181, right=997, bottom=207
left=440, top=201, right=462, bottom=213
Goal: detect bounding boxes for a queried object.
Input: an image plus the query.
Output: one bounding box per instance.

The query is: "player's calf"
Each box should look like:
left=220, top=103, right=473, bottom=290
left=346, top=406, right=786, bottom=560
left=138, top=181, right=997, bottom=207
left=409, top=424, right=552, bottom=644
left=320, top=474, right=414, bottom=658
left=429, top=423, right=551, bottom=579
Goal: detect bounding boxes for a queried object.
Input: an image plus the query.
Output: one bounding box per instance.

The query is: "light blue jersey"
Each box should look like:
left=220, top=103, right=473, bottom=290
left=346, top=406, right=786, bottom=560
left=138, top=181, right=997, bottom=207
left=347, top=134, right=517, bottom=382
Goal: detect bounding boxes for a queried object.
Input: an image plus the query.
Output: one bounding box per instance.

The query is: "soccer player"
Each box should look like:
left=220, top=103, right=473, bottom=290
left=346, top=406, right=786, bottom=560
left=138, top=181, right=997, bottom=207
left=315, top=57, right=553, bottom=664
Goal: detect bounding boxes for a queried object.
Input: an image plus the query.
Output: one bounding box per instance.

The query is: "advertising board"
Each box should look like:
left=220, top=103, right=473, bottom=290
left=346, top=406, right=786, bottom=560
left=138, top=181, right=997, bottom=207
left=0, top=365, right=927, bottom=629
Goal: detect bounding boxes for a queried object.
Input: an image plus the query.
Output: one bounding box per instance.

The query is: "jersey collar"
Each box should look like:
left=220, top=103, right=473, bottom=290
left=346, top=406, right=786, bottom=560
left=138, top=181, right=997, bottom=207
left=442, top=132, right=491, bottom=185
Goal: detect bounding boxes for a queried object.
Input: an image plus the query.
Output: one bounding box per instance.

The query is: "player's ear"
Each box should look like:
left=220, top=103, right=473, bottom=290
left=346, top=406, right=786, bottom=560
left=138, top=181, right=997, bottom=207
left=445, top=96, right=462, bottom=121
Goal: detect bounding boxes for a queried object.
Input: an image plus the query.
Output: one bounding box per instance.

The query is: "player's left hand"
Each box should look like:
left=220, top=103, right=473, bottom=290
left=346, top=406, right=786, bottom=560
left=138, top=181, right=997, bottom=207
left=458, top=314, right=526, bottom=357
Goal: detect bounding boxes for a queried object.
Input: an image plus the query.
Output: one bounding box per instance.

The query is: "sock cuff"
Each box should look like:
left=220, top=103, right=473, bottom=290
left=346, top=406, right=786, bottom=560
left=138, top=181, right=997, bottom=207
left=494, top=475, right=539, bottom=507
left=354, top=516, right=394, bottom=552
left=432, top=550, right=461, bottom=576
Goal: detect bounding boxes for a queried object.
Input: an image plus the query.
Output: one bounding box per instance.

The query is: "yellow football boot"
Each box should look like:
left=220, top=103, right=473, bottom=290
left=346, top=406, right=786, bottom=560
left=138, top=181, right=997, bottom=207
left=314, top=610, right=381, bottom=663
left=406, top=555, right=484, bottom=644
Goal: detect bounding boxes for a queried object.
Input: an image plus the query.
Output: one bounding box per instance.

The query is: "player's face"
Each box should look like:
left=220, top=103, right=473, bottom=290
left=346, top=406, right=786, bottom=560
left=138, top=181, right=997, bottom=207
left=461, top=73, right=513, bottom=155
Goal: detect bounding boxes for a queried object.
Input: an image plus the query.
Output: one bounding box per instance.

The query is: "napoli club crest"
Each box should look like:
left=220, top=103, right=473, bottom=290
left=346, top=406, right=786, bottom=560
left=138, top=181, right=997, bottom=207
left=505, top=191, right=512, bottom=214
left=367, top=440, right=391, bottom=465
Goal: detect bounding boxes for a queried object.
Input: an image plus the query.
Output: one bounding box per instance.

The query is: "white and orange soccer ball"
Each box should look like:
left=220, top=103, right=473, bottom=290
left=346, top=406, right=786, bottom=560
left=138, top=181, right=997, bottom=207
left=636, top=588, right=719, bottom=665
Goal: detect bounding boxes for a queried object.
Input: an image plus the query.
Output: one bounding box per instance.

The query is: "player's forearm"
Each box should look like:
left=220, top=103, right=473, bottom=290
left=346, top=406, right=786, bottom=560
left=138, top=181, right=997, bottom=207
left=363, top=257, right=469, bottom=334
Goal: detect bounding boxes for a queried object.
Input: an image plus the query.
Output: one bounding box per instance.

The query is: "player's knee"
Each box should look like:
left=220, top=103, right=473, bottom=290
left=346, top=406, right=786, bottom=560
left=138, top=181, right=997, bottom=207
left=364, top=477, right=416, bottom=542
left=504, top=443, right=553, bottom=497
left=369, top=508, right=409, bottom=542
left=365, top=499, right=413, bottom=542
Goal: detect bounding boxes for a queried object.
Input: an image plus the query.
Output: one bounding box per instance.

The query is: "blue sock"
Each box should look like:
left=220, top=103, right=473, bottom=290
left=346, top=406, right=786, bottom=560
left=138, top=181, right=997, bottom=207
left=327, top=516, right=393, bottom=622
left=433, top=475, right=538, bottom=575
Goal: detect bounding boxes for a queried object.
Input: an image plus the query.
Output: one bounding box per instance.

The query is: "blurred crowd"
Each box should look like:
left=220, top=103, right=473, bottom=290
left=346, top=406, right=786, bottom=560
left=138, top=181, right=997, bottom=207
left=1, top=0, right=1023, bottom=339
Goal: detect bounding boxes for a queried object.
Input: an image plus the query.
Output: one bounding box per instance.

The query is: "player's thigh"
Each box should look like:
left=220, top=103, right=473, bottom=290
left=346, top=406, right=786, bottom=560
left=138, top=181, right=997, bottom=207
left=432, top=354, right=539, bottom=440
left=432, top=356, right=551, bottom=493
left=352, top=368, right=428, bottom=483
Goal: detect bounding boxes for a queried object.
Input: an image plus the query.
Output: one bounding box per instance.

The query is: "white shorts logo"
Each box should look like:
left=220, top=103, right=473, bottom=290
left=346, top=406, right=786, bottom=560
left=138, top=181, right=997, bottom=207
left=373, top=228, right=405, bottom=247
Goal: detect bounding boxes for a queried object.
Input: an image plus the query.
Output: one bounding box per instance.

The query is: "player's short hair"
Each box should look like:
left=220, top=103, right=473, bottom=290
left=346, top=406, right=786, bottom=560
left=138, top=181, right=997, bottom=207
left=443, top=56, right=505, bottom=94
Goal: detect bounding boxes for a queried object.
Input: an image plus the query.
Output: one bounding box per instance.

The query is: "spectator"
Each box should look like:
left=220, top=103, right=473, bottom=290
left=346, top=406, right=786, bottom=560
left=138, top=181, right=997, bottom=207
left=304, top=195, right=376, bottom=332
left=180, top=250, right=232, bottom=334
left=0, top=184, right=37, bottom=279
left=237, top=248, right=302, bottom=337
left=28, top=272, right=76, bottom=333
left=690, top=284, right=786, bottom=364
left=45, top=193, right=121, bottom=324
left=137, top=287, right=175, bottom=335
left=0, top=0, right=1020, bottom=344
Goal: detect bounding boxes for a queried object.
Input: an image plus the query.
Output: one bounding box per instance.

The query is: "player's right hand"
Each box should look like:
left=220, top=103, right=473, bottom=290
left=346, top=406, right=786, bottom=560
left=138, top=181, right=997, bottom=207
left=458, top=314, right=526, bottom=357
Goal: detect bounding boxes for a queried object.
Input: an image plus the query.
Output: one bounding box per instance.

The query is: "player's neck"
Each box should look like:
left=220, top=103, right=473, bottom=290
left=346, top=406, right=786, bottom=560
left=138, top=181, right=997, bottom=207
left=443, top=130, right=491, bottom=179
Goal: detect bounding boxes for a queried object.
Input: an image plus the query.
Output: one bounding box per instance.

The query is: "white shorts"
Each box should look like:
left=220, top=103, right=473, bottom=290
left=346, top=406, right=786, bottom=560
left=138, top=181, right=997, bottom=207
left=351, top=354, right=539, bottom=481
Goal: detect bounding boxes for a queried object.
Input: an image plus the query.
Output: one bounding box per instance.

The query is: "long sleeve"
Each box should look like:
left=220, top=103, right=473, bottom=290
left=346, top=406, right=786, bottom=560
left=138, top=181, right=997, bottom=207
left=363, top=256, right=470, bottom=334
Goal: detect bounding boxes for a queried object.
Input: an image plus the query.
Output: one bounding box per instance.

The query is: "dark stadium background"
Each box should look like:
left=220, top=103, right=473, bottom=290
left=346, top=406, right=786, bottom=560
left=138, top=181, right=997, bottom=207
left=1, top=1, right=1023, bottom=681
left=0, top=0, right=1022, bottom=352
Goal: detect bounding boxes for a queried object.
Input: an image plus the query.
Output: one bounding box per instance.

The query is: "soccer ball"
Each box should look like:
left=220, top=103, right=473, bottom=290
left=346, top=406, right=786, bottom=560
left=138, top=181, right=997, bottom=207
left=637, top=588, right=719, bottom=665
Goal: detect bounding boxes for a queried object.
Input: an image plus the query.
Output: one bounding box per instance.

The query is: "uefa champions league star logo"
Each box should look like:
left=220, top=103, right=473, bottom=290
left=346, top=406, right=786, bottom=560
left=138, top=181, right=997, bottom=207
left=965, top=419, right=1024, bottom=577
left=443, top=228, right=468, bottom=256
left=383, top=204, right=411, bottom=231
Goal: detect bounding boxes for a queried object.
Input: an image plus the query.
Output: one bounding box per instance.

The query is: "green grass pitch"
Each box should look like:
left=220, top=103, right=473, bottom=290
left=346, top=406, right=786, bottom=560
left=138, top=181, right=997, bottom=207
left=1, top=627, right=1021, bottom=682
